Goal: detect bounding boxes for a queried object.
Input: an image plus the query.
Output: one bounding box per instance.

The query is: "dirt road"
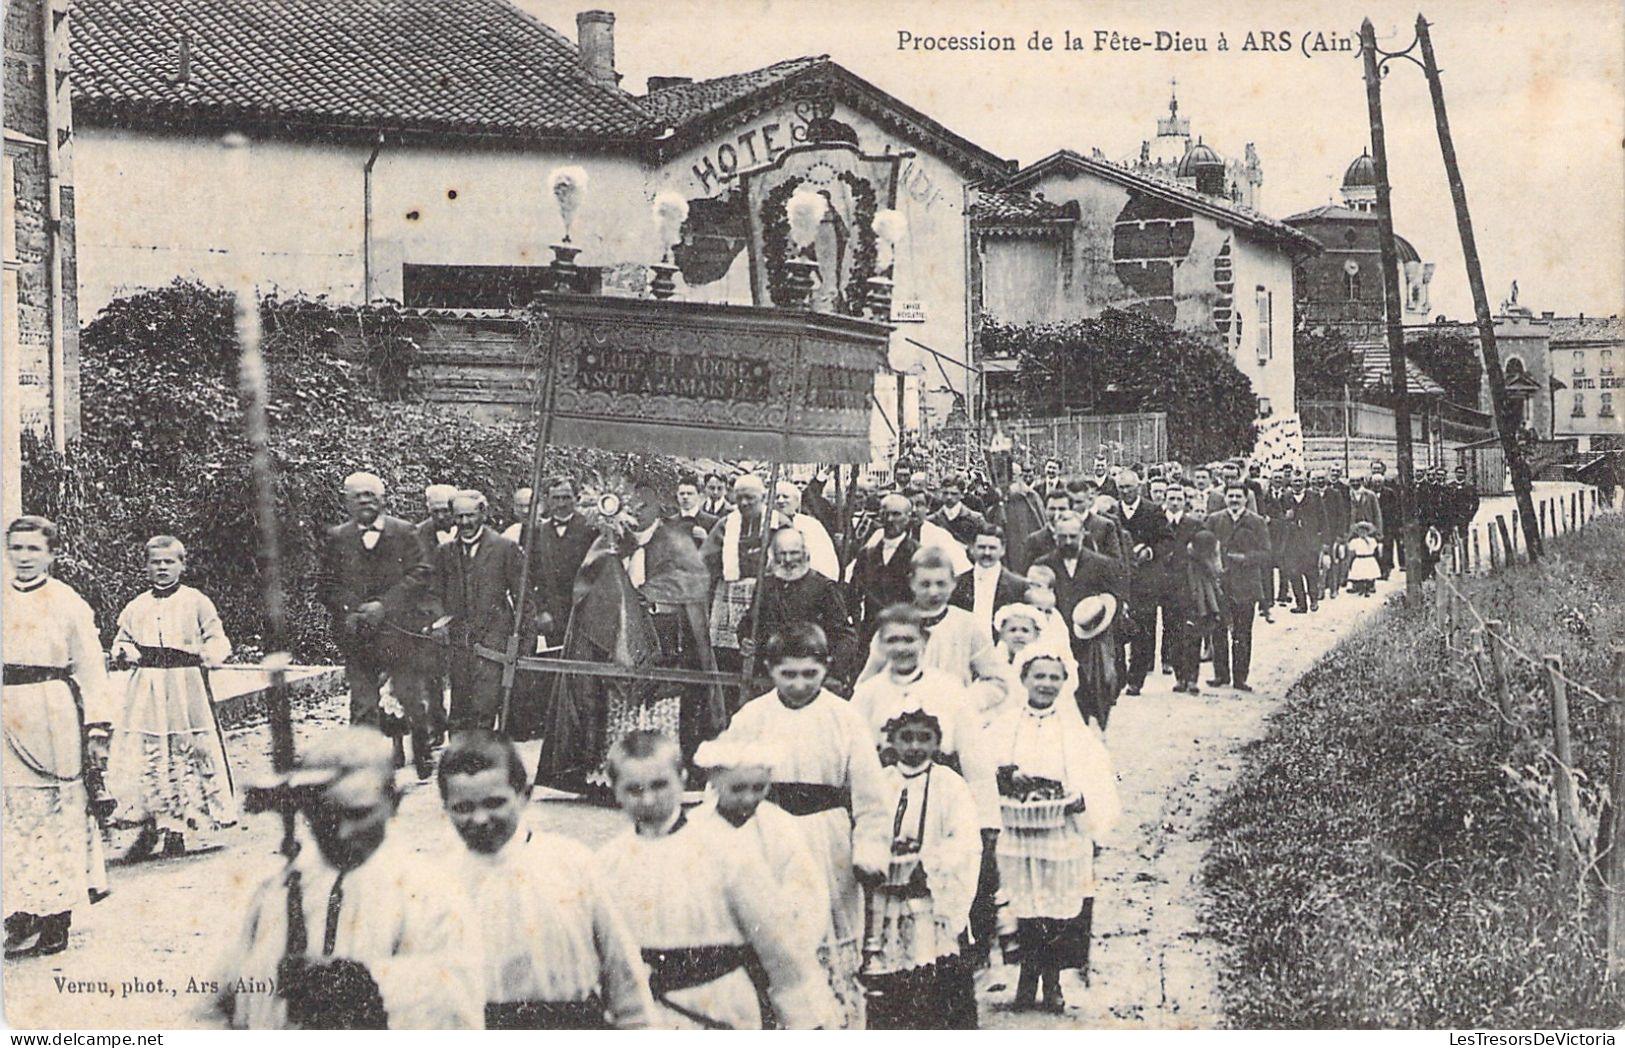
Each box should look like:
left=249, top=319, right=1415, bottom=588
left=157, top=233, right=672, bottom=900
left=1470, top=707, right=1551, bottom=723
left=3, top=577, right=1399, bottom=1030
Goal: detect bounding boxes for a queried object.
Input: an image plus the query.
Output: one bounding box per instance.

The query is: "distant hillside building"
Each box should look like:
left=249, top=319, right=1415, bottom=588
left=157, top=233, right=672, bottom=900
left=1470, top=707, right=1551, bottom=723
left=1548, top=312, right=1624, bottom=452
left=1286, top=150, right=1437, bottom=343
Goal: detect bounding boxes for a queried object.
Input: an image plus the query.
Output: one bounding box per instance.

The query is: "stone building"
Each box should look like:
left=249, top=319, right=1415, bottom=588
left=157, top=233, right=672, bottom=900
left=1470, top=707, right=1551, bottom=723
left=3, top=0, right=79, bottom=519
left=1548, top=313, right=1624, bottom=452
left=66, top=0, right=1009, bottom=453
left=973, top=143, right=1318, bottom=420
left=1125, top=85, right=1264, bottom=211
left=1285, top=150, right=1437, bottom=344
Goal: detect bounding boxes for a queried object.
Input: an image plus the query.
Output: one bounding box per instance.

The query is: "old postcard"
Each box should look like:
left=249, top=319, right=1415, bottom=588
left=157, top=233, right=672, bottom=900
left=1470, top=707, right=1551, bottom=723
left=3, top=0, right=1622, bottom=1034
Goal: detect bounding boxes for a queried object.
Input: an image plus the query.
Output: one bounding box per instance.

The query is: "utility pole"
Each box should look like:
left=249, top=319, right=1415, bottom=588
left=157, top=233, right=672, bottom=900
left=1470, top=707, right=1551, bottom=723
left=1360, top=19, right=1423, bottom=601
left=1416, top=13, right=1542, bottom=560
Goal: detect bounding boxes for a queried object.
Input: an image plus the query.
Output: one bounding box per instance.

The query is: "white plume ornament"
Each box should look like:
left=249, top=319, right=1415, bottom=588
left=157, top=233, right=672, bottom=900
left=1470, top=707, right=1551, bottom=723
left=873, top=208, right=907, bottom=270
left=549, top=166, right=589, bottom=240
left=651, top=191, right=689, bottom=255
left=786, top=189, right=828, bottom=250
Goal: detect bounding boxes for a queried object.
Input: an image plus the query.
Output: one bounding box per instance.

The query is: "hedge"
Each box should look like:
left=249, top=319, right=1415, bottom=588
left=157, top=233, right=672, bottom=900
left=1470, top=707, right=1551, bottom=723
left=22, top=281, right=684, bottom=662
left=1202, top=515, right=1625, bottom=1028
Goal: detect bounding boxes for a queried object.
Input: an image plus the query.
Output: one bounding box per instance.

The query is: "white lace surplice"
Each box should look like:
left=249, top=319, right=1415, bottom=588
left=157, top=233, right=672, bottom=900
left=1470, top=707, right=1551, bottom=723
left=2, top=578, right=111, bottom=917
left=106, top=585, right=238, bottom=834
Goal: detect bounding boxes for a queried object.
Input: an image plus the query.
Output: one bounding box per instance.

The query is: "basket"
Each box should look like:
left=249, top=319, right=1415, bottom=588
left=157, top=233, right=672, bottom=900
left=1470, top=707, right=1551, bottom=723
left=999, top=795, right=1076, bottom=830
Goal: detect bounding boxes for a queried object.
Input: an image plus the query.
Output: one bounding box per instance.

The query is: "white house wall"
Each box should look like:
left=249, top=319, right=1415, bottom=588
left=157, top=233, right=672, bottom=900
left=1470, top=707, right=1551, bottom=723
left=75, top=127, right=649, bottom=315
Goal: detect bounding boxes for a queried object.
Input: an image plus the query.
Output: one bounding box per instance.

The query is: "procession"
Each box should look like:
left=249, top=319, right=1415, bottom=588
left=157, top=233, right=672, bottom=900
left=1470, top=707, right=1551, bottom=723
left=4, top=450, right=1473, bottom=1028
left=4, top=0, right=1622, bottom=1035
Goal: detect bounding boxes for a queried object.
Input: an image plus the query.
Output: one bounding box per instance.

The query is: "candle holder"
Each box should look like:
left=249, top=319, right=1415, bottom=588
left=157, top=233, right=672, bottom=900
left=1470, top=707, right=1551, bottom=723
left=865, top=270, right=895, bottom=321
left=550, top=242, right=582, bottom=282
left=785, top=255, right=820, bottom=308
left=649, top=261, right=679, bottom=300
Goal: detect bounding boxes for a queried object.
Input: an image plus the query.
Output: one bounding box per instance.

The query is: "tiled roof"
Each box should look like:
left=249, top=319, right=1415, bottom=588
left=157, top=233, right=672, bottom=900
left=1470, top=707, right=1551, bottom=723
left=71, top=0, right=652, bottom=141
left=639, top=56, right=828, bottom=127
left=1548, top=315, right=1625, bottom=345
left=1359, top=344, right=1446, bottom=396
left=969, top=190, right=1076, bottom=226
left=1004, top=150, right=1320, bottom=254
left=1283, top=204, right=1421, bottom=262
left=641, top=56, right=1010, bottom=181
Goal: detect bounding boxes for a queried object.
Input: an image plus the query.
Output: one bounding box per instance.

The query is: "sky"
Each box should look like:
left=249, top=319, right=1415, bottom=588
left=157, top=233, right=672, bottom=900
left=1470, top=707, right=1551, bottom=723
left=524, top=0, right=1625, bottom=321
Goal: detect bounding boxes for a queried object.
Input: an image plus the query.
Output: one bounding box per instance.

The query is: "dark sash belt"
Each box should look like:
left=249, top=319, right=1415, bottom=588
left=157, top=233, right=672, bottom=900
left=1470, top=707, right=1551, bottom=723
left=770, top=782, right=851, bottom=817
left=484, top=995, right=606, bottom=1030
left=134, top=645, right=204, bottom=669
left=4, top=664, right=71, bottom=686
left=641, top=945, right=765, bottom=1030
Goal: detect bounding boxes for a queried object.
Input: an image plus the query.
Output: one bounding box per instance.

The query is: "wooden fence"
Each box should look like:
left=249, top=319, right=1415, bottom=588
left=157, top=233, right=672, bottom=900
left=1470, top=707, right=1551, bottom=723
left=1458, top=485, right=1605, bottom=574
left=978, top=412, right=1168, bottom=471
left=1426, top=549, right=1625, bottom=981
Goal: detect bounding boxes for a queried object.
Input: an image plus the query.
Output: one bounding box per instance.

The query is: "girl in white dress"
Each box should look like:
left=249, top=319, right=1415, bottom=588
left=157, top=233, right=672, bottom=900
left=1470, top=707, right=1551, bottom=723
left=107, top=536, right=237, bottom=858
left=988, top=649, right=1121, bottom=1013
left=861, top=709, right=982, bottom=1029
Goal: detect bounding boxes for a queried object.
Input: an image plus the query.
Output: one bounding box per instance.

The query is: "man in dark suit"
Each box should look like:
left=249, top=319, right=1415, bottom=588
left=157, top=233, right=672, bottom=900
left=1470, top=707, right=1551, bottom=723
left=741, top=528, right=860, bottom=690
left=1034, top=457, right=1067, bottom=502
left=1022, top=490, right=1074, bottom=570
left=848, top=493, right=919, bottom=643
left=949, top=523, right=1027, bottom=640
left=1116, top=471, right=1172, bottom=694
left=699, top=472, right=732, bottom=520
left=414, top=483, right=458, bottom=556
left=1277, top=473, right=1326, bottom=613
left=1206, top=483, right=1273, bottom=692
left=412, top=482, right=458, bottom=744
left=528, top=476, right=597, bottom=647
left=1319, top=467, right=1353, bottom=598
left=927, top=472, right=989, bottom=548
left=433, top=490, right=526, bottom=732
left=1155, top=485, right=1209, bottom=693
left=1034, top=512, right=1127, bottom=720
left=670, top=472, right=720, bottom=549
left=1372, top=461, right=1401, bottom=578
left=318, top=472, right=437, bottom=736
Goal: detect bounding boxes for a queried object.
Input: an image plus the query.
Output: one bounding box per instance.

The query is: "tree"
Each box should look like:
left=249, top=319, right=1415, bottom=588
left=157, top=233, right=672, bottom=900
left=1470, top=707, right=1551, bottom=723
left=982, top=309, right=1259, bottom=463
left=1294, top=329, right=1364, bottom=401
left=1405, top=330, right=1483, bottom=406
left=26, top=280, right=682, bottom=660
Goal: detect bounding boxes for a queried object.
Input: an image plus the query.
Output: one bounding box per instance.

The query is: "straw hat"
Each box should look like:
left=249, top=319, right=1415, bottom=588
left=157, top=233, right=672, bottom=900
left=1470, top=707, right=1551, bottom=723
left=1071, top=593, right=1119, bottom=641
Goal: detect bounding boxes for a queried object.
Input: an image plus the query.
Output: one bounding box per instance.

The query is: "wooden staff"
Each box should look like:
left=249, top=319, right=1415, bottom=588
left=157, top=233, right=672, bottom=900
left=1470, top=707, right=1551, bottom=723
left=228, top=132, right=296, bottom=860
left=498, top=308, right=563, bottom=733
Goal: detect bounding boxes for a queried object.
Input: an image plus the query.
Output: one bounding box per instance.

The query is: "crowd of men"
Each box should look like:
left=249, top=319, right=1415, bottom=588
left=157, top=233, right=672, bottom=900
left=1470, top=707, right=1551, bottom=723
left=4, top=439, right=1492, bottom=1027
left=314, top=453, right=1483, bottom=775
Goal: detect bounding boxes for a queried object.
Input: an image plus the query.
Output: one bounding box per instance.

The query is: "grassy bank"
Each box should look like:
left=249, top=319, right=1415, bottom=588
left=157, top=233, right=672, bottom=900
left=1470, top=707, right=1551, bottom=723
left=1202, top=514, right=1625, bottom=1029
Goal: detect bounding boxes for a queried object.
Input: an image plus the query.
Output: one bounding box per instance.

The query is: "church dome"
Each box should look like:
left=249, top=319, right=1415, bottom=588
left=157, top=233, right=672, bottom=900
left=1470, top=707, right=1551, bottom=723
left=1177, top=139, right=1223, bottom=177
left=1342, top=149, right=1377, bottom=189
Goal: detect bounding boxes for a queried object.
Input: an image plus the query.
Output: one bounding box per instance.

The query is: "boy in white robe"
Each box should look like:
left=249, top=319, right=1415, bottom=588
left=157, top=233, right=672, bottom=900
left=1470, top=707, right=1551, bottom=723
left=727, top=623, right=891, bottom=1029
left=439, top=730, right=654, bottom=1029
left=595, top=730, right=827, bottom=1030
left=856, top=547, right=1008, bottom=715
left=862, top=709, right=982, bottom=1029
left=693, top=737, right=833, bottom=969
left=212, top=728, right=481, bottom=1029
left=107, top=535, right=237, bottom=860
